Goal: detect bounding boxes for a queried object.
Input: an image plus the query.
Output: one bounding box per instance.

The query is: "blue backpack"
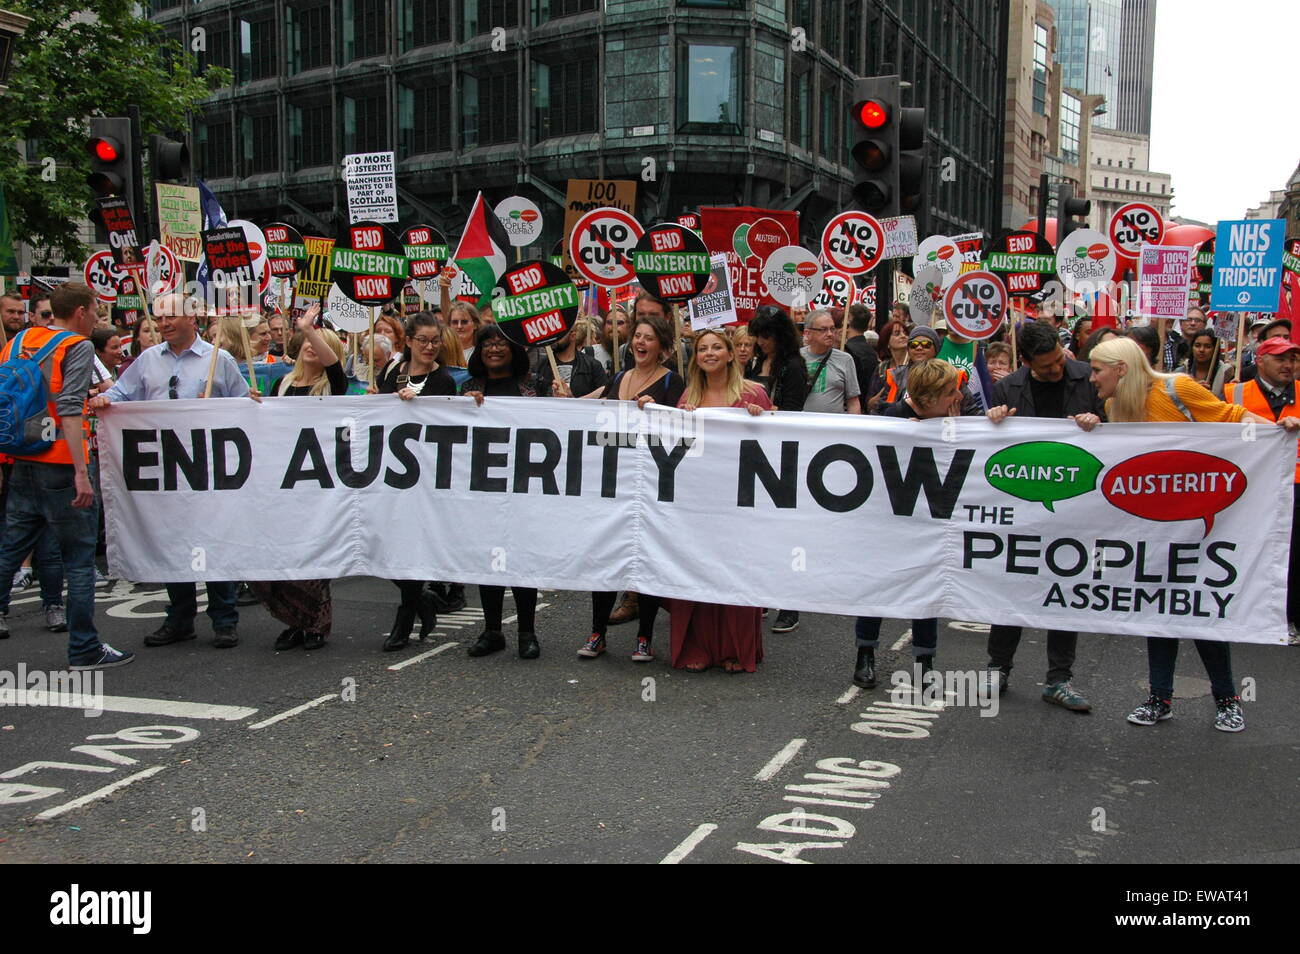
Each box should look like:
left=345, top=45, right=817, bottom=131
left=0, top=329, right=78, bottom=457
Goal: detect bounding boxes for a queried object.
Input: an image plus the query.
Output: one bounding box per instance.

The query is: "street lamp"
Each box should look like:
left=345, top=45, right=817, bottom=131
left=0, top=9, right=32, bottom=94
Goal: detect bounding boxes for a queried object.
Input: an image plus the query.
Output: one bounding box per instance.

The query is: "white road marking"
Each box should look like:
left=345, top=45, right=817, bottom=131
left=836, top=686, right=862, bottom=705
left=387, top=641, right=459, bottom=671
left=0, top=691, right=256, bottom=721
left=247, top=694, right=337, bottom=730
left=503, top=602, right=550, bottom=626
left=754, top=738, right=807, bottom=781
left=889, top=629, right=913, bottom=651
left=659, top=823, right=718, bottom=864
left=34, top=766, right=166, bottom=821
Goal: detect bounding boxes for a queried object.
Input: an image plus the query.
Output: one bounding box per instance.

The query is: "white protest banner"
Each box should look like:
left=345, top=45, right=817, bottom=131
left=686, top=254, right=739, bottom=330
left=880, top=215, right=918, bottom=260
left=343, top=151, right=398, bottom=224
left=99, top=401, right=1293, bottom=644
left=1137, top=245, right=1193, bottom=321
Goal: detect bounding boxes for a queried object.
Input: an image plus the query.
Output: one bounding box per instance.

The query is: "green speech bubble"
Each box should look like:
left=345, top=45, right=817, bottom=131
left=985, top=441, right=1103, bottom=512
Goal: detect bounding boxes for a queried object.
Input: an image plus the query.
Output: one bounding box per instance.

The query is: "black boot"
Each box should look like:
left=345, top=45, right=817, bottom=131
left=853, top=647, right=876, bottom=689
left=417, top=589, right=439, bottom=639
left=443, top=583, right=467, bottom=613
left=424, top=583, right=452, bottom=613
left=383, top=606, right=416, bottom=652
left=467, top=629, right=506, bottom=657
left=518, top=632, right=540, bottom=659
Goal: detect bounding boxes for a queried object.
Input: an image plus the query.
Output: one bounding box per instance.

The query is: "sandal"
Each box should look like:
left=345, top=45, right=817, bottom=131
left=684, top=662, right=708, bottom=673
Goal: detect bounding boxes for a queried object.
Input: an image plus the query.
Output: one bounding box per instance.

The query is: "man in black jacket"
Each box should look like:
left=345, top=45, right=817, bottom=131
left=983, top=320, right=1105, bottom=713
left=842, top=304, right=878, bottom=412
left=535, top=326, right=609, bottom=398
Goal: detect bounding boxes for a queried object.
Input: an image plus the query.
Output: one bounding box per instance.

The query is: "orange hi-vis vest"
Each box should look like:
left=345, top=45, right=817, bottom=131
left=1, top=326, right=90, bottom=465
left=885, top=364, right=968, bottom=404
left=1230, top=378, right=1300, bottom=483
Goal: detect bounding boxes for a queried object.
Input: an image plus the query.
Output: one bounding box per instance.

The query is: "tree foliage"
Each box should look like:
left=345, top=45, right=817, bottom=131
left=0, top=1, right=230, bottom=267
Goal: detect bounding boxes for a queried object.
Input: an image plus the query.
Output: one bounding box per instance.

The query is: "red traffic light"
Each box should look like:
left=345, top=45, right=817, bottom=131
left=858, top=100, right=888, bottom=129
left=90, top=137, right=121, bottom=163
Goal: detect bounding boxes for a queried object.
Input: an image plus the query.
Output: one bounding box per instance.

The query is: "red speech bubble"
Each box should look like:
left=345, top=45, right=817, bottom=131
left=1102, top=451, right=1246, bottom=537
left=747, top=217, right=789, bottom=264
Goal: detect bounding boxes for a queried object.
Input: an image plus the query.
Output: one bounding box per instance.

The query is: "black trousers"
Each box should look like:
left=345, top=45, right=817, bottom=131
left=987, top=625, right=1078, bottom=685
left=1289, top=488, right=1300, bottom=627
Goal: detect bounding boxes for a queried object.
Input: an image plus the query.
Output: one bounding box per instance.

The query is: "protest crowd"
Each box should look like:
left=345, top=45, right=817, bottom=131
left=3, top=221, right=1300, bottom=742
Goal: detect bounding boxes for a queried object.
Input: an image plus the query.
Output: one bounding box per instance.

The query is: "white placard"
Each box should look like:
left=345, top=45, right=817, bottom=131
left=343, top=151, right=398, bottom=224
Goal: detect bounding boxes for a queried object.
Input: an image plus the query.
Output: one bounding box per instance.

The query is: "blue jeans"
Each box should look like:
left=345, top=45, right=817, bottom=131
left=165, top=581, right=238, bottom=629
left=31, top=527, right=64, bottom=608
left=0, top=461, right=100, bottom=663
left=1147, top=637, right=1235, bottom=700
left=855, top=617, right=938, bottom=657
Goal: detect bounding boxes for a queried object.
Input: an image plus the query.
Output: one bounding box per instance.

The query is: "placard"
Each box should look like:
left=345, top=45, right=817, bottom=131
left=761, top=245, right=823, bottom=309
left=264, top=222, right=306, bottom=278
left=1056, top=228, right=1117, bottom=293
left=943, top=270, right=1007, bottom=340
left=493, top=260, right=579, bottom=347
left=95, top=196, right=144, bottom=277
left=494, top=196, right=544, bottom=248
left=330, top=221, right=407, bottom=306
left=201, top=226, right=255, bottom=289
left=1109, top=202, right=1165, bottom=260
left=402, top=224, right=450, bottom=281
left=296, top=236, right=336, bottom=301
left=880, top=215, right=919, bottom=259
left=913, top=235, right=962, bottom=289
left=821, top=211, right=886, bottom=275
left=562, top=179, right=637, bottom=278
left=986, top=230, right=1057, bottom=298
left=686, top=254, right=739, bottom=330
left=631, top=223, right=710, bottom=303
left=343, top=151, right=398, bottom=224
left=155, top=183, right=203, bottom=262
left=1137, top=246, right=1194, bottom=321
left=1210, top=219, right=1285, bottom=312
left=569, top=207, right=644, bottom=288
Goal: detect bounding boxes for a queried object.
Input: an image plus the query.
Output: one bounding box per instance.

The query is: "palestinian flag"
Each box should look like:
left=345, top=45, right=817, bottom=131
left=452, top=192, right=509, bottom=309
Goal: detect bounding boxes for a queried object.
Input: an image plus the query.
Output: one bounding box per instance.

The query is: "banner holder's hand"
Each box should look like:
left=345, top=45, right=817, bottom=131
left=1070, top=413, right=1100, bottom=432
left=1276, top=416, right=1300, bottom=433
left=986, top=405, right=1016, bottom=425
left=88, top=394, right=111, bottom=412
left=465, top=390, right=484, bottom=406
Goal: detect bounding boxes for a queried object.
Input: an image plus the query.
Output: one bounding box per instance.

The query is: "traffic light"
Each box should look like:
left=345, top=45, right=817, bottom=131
left=850, top=75, right=900, bottom=217
left=1057, top=183, right=1091, bottom=248
left=86, top=116, right=133, bottom=197
left=897, top=105, right=928, bottom=222
left=149, top=134, right=191, bottom=183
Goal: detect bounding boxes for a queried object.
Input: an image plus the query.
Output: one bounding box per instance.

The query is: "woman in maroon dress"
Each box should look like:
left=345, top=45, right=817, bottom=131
left=670, top=328, right=772, bottom=673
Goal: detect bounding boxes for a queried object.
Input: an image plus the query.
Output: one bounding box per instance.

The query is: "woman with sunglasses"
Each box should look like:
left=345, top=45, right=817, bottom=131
left=461, top=324, right=543, bottom=659
left=873, top=325, right=941, bottom=409
left=375, top=313, right=458, bottom=652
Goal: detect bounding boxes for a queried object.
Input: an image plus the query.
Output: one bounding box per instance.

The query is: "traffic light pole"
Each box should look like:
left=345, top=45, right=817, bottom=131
left=127, top=104, right=149, bottom=244
left=876, top=259, right=894, bottom=331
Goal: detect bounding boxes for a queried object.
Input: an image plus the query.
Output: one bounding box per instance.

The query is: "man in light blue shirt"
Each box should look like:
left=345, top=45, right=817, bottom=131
left=90, top=294, right=255, bottom=650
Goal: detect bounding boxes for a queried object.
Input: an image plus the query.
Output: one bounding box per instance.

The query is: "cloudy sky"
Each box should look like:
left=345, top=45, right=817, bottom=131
left=1149, top=1, right=1300, bottom=224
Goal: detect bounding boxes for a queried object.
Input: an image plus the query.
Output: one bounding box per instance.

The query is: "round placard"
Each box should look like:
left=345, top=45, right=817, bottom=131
left=227, top=219, right=271, bottom=293
left=908, top=264, right=945, bottom=327
left=912, top=235, right=963, bottom=289
left=1055, top=228, right=1116, bottom=292
left=943, top=270, right=1008, bottom=340
left=746, top=216, right=791, bottom=265
left=810, top=268, right=856, bottom=310
left=402, top=224, right=450, bottom=281
left=145, top=241, right=182, bottom=296
left=631, top=223, right=711, bottom=304
left=494, top=196, right=544, bottom=248
left=821, top=211, right=886, bottom=275
left=761, top=245, right=823, bottom=309
left=1109, top=202, right=1164, bottom=259
left=326, top=282, right=374, bottom=333
left=492, top=259, right=580, bottom=348
left=331, top=221, right=408, bottom=306
left=84, top=250, right=126, bottom=304
left=264, top=222, right=306, bottom=278
left=569, top=207, right=644, bottom=287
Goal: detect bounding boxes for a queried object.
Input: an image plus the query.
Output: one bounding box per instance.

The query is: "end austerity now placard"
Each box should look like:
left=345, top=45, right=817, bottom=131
left=97, top=400, right=1294, bottom=644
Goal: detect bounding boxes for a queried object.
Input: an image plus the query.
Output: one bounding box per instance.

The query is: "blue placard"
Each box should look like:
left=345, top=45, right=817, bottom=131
left=1210, top=219, right=1285, bottom=312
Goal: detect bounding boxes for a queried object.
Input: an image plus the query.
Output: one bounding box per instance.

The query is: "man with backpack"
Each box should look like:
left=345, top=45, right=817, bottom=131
left=0, top=282, right=132, bottom=669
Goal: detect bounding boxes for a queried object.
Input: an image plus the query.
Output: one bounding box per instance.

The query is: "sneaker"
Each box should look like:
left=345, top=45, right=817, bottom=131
left=631, top=638, right=654, bottom=662
left=1042, top=681, right=1091, bottom=712
left=772, top=610, right=800, bottom=633
left=1127, top=694, right=1172, bottom=726
left=144, top=621, right=196, bottom=646
left=0, top=612, right=8, bottom=639
left=94, top=569, right=112, bottom=589
left=1214, top=695, right=1245, bottom=733
left=12, top=568, right=31, bottom=589
left=577, top=633, right=606, bottom=658
left=212, top=625, right=239, bottom=649
left=70, top=644, right=134, bottom=671
left=44, top=604, right=68, bottom=632
left=983, top=666, right=1009, bottom=696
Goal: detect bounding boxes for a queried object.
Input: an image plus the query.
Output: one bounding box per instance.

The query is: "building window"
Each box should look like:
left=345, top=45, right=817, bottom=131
left=533, top=58, right=598, bottom=141
left=289, top=102, right=333, bottom=168
left=1146, top=181, right=1151, bottom=192
left=399, top=83, right=453, bottom=156
left=342, top=93, right=388, bottom=154
left=402, top=0, right=453, bottom=49
left=288, top=5, right=331, bottom=73
left=461, top=72, right=518, bottom=149
left=791, top=67, right=811, bottom=150
left=677, top=41, right=741, bottom=133
left=536, top=0, right=600, bottom=24
left=1032, top=23, right=1048, bottom=116
left=679, top=0, right=743, bottom=8
left=1059, top=91, right=1080, bottom=165
left=344, top=0, right=388, bottom=61
left=202, top=26, right=232, bottom=73
left=1103, top=177, right=1108, bottom=188
left=241, top=113, right=280, bottom=174
left=464, top=0, right=521, bottom=40
left=819, top=79, right=839, bottom=159
left=239, top=19, right=276, bottom=82
left=198, top=120, right=233, bottom=178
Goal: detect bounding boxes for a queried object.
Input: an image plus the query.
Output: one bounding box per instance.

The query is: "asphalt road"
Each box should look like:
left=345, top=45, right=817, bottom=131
left=1, top=576, right=1297, bottom=864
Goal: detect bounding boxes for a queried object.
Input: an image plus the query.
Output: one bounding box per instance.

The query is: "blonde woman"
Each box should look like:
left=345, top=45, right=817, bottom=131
left=670, top=329, right=771, bottom=672
left=1078, top=337, right=1300, bottom=732
left=445, top=300, right=481, bottom=360
left=732, top=325, right=754, bottom=369
left=276, top=306, right=345, bottom=396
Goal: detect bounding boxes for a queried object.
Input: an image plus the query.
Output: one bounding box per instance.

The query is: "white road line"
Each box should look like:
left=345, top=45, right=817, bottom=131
left=503, top=602, right=549, bottom=626
left=34, top=766, right=166, bottom=821
left=0, top=691, right=257, bottom=721
left=889, top=629, right=913, bottom=651
left=387, top=641, right=459, bottom=671
left=754, top=738, right=807, bottom=781
left=659, top=823, right=718, bottom=864
left=247, top=693, right=337, bottom=730
left=836, top=686, right=862, bottom=705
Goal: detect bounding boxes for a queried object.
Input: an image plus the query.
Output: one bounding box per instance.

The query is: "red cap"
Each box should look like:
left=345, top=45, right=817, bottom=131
left=1256, top=337, right=1300, bottom=357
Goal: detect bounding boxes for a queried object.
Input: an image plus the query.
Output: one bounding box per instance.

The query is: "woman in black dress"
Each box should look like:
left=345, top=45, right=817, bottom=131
left=377, top=312, right=458, bottom=652
left=461, top=323, right=543, bottom=659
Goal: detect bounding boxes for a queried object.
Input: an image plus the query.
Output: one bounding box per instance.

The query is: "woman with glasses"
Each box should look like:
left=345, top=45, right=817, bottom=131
left=873, top=325, right=941, bottom=409
left=866, top=319, right=912, bottom=412
left=445, top=301, right=481, bottom=362
left=461, top=324, right=543, bottom=660
left=551, top=313, right=685, bottom=661
left=745, top=305, right=808, bottom=412
left=375, top=312, right=457, bottom=652
left=247, top=307, right=347, bottom=651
